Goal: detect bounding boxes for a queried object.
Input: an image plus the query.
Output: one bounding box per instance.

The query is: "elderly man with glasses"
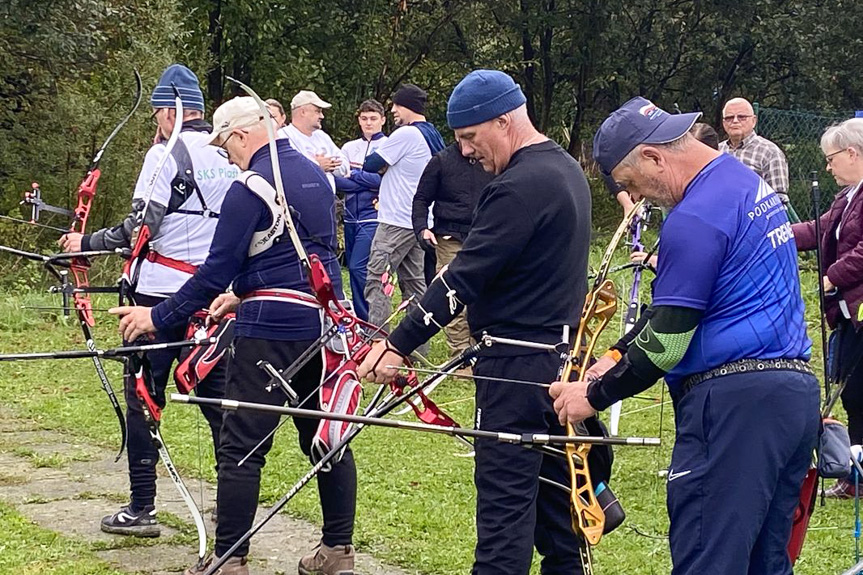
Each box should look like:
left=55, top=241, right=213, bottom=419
left=111, top=95, right=357, bottom=575
left=719, top=97, right=797, bottom=219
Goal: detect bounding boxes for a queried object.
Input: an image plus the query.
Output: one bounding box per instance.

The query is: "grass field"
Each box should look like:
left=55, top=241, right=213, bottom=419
left=0, top=230, right=857, bottom=574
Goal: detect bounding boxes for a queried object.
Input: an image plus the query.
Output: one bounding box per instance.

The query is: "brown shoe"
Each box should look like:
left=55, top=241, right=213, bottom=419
left=824, top=479, right=857, bottom=499
left=184, top=554, right=249, bottom=575
left=298, top=543, right=355, bottom=575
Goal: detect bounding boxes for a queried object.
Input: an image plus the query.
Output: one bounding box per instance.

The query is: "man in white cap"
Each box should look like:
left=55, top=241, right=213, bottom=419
left=278, top=90, right=348, bottom=191
left=58, top=63, right=233, bottom=539
left=111, top=96, right=357, bottom=575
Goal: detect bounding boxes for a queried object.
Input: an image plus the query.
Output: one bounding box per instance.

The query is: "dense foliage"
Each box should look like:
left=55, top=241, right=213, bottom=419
left=2, top=0, right=861, bottom=246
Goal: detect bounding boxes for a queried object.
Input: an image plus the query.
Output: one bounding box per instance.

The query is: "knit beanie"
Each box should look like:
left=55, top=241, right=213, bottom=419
left=392, top=84, right=427, bottom=115
left=150, top=64, right=205, bottom=112
left=447, top=70, right=526, bottom=129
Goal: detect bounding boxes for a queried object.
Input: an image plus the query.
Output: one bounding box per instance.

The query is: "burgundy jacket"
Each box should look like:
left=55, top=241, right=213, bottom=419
left=793, top=184, right=863, bottom=329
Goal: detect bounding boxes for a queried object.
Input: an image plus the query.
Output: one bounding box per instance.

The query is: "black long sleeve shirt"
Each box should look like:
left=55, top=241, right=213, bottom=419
left=390, top=139, right=591, bottom=356
left=411, top=142, right=494, bottom=241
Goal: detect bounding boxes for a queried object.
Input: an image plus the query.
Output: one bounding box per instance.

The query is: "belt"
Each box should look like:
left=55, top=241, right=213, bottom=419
left=242, top=288, right=321, bottom=309
left=145, top=250, right=198, bottom=275
left=678, top=358, right=814, bottom=399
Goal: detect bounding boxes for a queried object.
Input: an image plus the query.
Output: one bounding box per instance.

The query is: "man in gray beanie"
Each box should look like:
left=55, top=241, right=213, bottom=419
left=58, top=63, right=234, bottom=539
left=358, top=70, right=596, bottom=574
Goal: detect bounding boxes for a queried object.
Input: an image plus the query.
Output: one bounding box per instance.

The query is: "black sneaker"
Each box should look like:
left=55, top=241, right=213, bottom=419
left=100, top=504, right=160, bottom=537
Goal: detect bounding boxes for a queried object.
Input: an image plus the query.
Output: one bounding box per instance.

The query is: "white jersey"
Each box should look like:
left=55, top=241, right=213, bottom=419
left=341, top=134, right=388, bottom=169
left=133, top=130, right=237, bottom=296
left=375, top=125, right=432, bottom=229
left=278, top=123, right=348, bottom=192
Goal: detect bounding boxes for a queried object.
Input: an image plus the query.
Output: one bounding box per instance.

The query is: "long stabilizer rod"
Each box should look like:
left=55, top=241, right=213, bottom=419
left=171, top=393, right=661, bottom=447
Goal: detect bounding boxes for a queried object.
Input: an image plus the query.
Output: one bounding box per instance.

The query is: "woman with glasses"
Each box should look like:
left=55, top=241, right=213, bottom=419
left=793, top=118, right=863, bottom=498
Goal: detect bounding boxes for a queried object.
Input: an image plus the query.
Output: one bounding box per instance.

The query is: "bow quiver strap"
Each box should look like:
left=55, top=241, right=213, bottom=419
left=174, top=311, right=235, bottom=394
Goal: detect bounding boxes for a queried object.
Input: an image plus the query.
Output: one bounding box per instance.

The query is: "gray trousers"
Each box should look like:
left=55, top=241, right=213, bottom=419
left=364, top=222, right=428, bottom=337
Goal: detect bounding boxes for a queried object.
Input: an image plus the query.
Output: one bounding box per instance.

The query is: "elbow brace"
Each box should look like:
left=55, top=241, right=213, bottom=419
left=587, top=305, right=700, bottom=410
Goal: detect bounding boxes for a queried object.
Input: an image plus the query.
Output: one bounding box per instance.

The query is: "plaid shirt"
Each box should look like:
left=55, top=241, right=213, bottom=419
left=719, top=131, right=790, bottom=204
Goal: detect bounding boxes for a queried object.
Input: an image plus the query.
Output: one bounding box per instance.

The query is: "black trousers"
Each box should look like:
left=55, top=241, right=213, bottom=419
left=834, top=319, right=863, bottom=444
left=472, top=353, right=584, bottom=575
left=214, top=337, right=356, bottom=558
left=124, top=293, right=226, bottom=511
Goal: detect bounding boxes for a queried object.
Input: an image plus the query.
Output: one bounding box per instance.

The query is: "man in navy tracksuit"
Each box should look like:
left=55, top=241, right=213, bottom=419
left=335, top=98, right=388, bottom=320
left=358, top=70, right=593, bottom=574
left=112, top=97, right=357, bottom=575
left=552, top=97, right=820, bottom=574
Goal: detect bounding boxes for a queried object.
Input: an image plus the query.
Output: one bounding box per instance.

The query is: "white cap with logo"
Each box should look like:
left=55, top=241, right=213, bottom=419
left=290, top=90, right=331, bottom=110
left=206, top=96, right=266, bottom=146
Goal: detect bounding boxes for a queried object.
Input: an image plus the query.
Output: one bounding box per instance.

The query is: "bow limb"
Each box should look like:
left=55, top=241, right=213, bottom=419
left=129, top=354, right=207, bottom=568
left=119, top=81, right=182, bottom=305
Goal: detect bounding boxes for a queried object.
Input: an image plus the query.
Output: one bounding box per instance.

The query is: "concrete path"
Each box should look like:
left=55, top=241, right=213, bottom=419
left=0, top=409, right=408, bottom=575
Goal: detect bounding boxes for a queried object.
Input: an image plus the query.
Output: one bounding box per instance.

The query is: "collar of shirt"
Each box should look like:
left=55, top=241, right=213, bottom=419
left=728, top=130, right=759, bottom=150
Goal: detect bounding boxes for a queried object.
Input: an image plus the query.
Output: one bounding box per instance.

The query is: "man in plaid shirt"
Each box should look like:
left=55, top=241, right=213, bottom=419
left=719, top=97, right=798, bottom=220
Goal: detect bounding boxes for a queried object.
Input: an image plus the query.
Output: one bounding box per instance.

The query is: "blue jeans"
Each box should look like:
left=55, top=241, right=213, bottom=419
left=344, top=220, right=377, bottom=321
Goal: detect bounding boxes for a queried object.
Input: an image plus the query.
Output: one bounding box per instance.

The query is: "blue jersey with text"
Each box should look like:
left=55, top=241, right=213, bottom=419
left=652, top=154, right=811, bottom=391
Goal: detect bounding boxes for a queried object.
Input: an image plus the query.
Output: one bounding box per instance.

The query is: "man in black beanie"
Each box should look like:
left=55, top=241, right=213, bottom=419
left=358, top=70, right=594, bottom=574
left=361, top=84, right=444, bottom=337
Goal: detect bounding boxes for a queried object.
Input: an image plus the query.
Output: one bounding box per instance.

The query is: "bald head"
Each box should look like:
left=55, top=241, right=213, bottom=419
left=722, top=98, right=754, bottom=116
left=722, top=97, right=757, bottom=145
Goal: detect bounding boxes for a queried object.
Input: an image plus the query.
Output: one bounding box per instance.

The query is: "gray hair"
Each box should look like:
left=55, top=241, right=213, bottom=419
left=617, top=132, right=695, bottom=170
left=821, top=118, right=863, bottom=154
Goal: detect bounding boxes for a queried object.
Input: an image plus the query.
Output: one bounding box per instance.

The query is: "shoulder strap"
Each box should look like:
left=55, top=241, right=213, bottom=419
left=166, top=138, right=219, bottom=219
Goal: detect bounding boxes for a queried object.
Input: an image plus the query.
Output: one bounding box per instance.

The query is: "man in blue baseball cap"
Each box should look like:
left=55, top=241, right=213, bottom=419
left=357, top=70, right=606, bottom=574
left=551, top=97, right=819, bottom=574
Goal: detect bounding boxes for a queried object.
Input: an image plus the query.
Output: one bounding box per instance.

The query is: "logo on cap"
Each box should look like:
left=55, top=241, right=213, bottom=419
left=639, top=103, right=663, bottom=120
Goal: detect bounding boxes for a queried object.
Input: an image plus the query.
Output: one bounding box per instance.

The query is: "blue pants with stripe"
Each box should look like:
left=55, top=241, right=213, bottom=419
left=344, top=220, right=377, bottom=321
left=668, top=370, right=819, bottom=575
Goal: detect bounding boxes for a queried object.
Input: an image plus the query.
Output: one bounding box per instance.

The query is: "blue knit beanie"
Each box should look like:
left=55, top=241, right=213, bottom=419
left=447, top=70, right=526, bottom=129
left=150, top=64, right=205, bottom=112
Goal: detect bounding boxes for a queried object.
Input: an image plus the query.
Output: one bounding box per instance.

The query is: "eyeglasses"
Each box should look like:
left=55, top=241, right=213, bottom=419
left=825, top=149, right=849, bottom=165
left=150, top=109, right=161, bottom=126
left=216, top=132, right=236, bottom=159
left=722, top=114, right=753, bottom=123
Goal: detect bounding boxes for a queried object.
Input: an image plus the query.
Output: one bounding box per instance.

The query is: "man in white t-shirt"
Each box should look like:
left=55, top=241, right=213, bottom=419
left=278, top=90, right=348, bottom=191
left=360, top=84, right=445, bottom=334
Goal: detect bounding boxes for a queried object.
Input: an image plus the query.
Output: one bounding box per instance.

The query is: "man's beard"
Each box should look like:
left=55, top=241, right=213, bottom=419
left=642, top=174, right=677, bottom=208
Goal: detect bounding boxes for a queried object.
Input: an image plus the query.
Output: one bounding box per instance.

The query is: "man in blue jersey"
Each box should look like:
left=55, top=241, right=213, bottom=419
left=551, top=97, right=820, bottom=575
left=111, top=97, right=356, bottom=575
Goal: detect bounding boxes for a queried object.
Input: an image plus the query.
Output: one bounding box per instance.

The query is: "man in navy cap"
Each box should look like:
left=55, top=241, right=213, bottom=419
left=357, top=70, right=595, bottom=574
left=550, top=97, right=819, bottom=574
left=58, top=63, right=235, bottom=538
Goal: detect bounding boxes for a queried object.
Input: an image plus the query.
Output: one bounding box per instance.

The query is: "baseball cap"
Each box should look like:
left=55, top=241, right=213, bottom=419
left=290, top=90, right=331, bottom=110
left=206, top=97, right=266, bottom=146
left=593, top=97, right=701, bottom=176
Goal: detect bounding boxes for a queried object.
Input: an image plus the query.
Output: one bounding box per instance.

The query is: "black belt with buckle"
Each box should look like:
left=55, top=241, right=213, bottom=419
left=678, top=358, right=813, bottom=399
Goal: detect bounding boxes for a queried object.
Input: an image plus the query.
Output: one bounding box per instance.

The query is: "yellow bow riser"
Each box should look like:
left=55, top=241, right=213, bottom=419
left=560, top=279, right=618, bottom=546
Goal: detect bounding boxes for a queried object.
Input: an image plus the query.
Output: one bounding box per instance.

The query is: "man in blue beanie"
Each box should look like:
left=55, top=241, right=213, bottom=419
left=58, top=63, right=234, bottom=540
left=358, top=70, right=596, bottom=574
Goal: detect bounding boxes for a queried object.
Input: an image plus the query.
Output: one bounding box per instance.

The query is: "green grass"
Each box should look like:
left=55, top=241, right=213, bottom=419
left=0, top=237, right=857, bottom=574
left=0, top=501, right=123, bottom=575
